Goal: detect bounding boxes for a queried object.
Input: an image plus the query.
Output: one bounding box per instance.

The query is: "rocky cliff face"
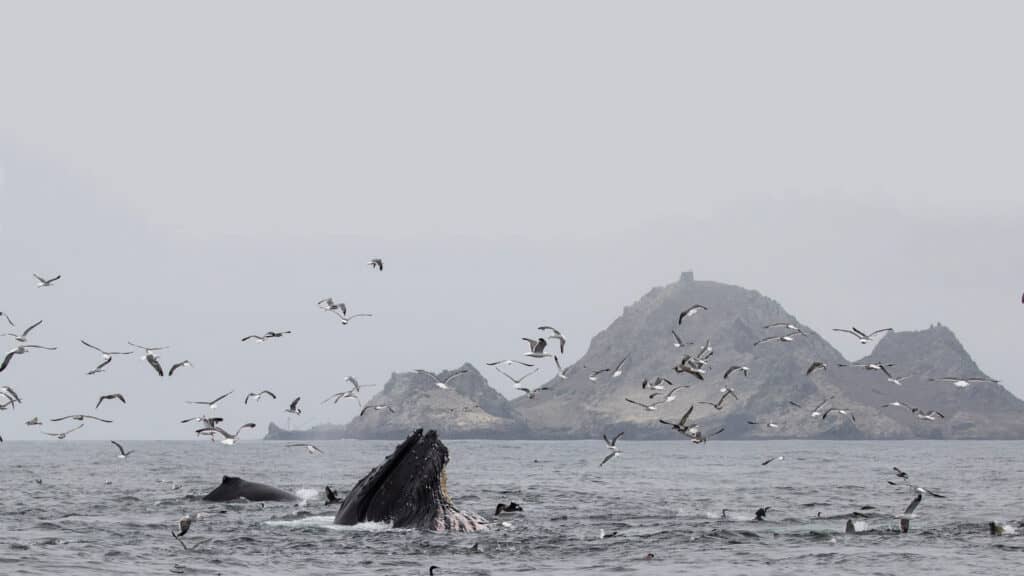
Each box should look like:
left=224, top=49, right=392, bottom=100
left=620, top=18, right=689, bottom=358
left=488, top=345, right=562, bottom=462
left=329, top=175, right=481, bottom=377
left=269, top=272, right=1022, bottom=440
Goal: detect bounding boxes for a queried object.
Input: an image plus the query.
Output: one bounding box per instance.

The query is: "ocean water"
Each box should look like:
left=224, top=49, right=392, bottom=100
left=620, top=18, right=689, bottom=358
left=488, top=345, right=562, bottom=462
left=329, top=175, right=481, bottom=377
left=1, top=439, right=1022, bottom=575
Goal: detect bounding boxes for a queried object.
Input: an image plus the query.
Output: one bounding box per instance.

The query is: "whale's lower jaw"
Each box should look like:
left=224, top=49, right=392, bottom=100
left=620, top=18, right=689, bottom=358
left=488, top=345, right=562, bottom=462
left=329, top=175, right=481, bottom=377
left=333, top=429, right=487, bottom=532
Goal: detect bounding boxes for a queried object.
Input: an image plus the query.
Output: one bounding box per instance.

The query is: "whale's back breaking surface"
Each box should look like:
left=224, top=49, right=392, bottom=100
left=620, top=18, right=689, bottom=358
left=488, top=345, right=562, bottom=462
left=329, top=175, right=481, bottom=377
left=203, top=475, right=298, bottom=502
left=334, top=429, right=486, bottom=531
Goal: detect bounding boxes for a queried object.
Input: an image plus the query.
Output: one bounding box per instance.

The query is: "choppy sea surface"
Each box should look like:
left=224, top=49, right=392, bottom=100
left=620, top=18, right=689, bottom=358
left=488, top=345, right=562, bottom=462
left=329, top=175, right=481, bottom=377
left=1, top=439, right=1022, bottom=575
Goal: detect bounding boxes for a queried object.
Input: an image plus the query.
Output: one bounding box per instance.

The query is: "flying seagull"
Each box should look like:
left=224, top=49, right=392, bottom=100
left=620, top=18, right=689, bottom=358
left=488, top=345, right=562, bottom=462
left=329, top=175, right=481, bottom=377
left=317, top=298, right=347, bottom=315
left=25, top=416, right=42, bottom=426
left=553, top=356, right=570, bottom=380
left=5, top=319, right=43, bottom=343
left=671, top=330, right=692, bottom=349
left=723, top=365, right=749, bottom=380
left=522, top=337, right=551, bottom=359
left=51, top=414, right=114, bottom=423
left=588, top=368, right=611, bottom=381
left=928, top=376, right=999, bottom=388
left=689, top=426, right=725, bottom=444
left=697, top=389, right=738, bottom=411
left=287, top=443, right=324, bottom=456
left=33, top=273, right=61, bottom=288
left=764, top=322, right=800, bottom=331
left=187, top=391, right=233, bottom=410
left=196, top=423, right=257, bottom=445
left=659, top=404, right=695, bottom=435
left=368, top=258, right=383, bottom=271
left=748, top=420, right=780, bottom=430
left=754, top=331, right=803, bottom=346
left=0, top=312, right=13, bottom=327
left=515, top=384, right=550, bottom=400
left=822, top=408, right=856, bottom=422
left=416, top=369, right=467, bottom=390
left=1, top=344, right=58, bottom=373
left=761, top=456, right=785, bottom=466
left=322, top=389, right=361, bottom=405
left=285, top=397, right=302, bottom=415
left=806, top=362, right=827, bottom=376
left=168, top=360, right=192, bottom=376
left=911, top=407, right=945, bottom=421
left=244, top=390, right=277, bottom=404
left=678, top=304, right=708, bottom=325
left=893, top=467, right=910, bottom=480
left=96, top=393, right=126, bottom=409
left=359, top=404, right=395, bottom=416
left=486, top=359, right=534, bottom=368
left=600, top=432, right=623, bottom=466
left=81, top=340, right=133, bottom=375
left=625, top=397, right=665, bottom=412
left=832, top=327, right=893, bottom=344
left=110, top=440, right=134, bottom=459
left=42, top=423, right=85, bottom=439
left=896, top=493, right=923, bottom=533
left=128, top=341, right=167, bottom=376
left=494, top=366, right=539, bottom=385
left=0, top=385, right=22, bottom=404
left=611, top=354, right=630, bottom=378
left=789, top=396, right=833, bottom=418
left=538, top=326, right=566, bottom=354
left=333, top=312, right=373, bottom=325
left=241, top=330, right=291, bottom=343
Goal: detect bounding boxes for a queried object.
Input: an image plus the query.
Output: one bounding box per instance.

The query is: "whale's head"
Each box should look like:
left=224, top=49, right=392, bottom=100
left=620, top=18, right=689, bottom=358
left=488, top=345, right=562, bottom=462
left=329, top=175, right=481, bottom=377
left=334, top=429, right=485, bottom=531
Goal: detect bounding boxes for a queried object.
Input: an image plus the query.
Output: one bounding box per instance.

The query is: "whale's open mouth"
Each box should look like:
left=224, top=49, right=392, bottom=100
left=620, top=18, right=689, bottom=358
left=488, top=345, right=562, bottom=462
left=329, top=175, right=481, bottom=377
left=333, top=429, right=485, bottom=531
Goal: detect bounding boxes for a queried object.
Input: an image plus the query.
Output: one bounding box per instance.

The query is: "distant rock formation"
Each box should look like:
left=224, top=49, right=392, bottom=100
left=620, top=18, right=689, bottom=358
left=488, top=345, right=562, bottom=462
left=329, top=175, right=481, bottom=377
left=268, top=271, right=1024, bottom=440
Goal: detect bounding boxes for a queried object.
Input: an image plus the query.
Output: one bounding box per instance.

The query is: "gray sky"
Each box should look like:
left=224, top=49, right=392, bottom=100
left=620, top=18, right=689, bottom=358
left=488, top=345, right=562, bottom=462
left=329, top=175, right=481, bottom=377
left=1, top=2, right=1021, bottom=440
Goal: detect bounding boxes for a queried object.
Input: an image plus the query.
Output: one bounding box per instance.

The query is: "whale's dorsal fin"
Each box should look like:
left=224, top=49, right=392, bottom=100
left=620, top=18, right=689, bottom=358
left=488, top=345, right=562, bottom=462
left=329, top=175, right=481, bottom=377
left=222, top=475, right=239, bottom=484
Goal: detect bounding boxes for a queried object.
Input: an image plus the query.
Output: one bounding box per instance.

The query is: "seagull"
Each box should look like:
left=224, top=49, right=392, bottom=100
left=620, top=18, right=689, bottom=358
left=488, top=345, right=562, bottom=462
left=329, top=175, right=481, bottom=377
left=588, top=368, right=611, bottom=381
left=0, top=312, right=13, bottom=327
left=832, top=327, right=893, bottom=344
left=659, top=404, right=695, bottom=435
left=42, top=423, right=85, bottom=439
left=33, top=273, right=61, bottom=288
left=359, top=404, right=395, bottom=416
left=553, top=356, right=570, bottom=380
left=241, top=330, right=291, bottom=342
left=287, top=443, right=324, bottom=456
left=5, top=319, right=43, bottom=343
left=641, top=377, right=666, bottom=391
left=322, top=389, right=361, bottom=406
left=368, top=258, right=383, bottom=271
left=416, top=369, right=467, bottom=390
left=754, top=331, right=803, bottom=346
left=486, top=359, right=534, bottom=368
left=689, top=426, right=725, bottom=444
left=600, top=432, right=623, bottom=466
left=761, top=456, right=785, bottom=466
left=195, top=423, right=256, bottom=445
left=174, top=513, right=200, bottom=538
left=494, top=366, right=539, bottom=385
left=748, top=420, right=780, bottom=430
left=187, top=391, right=233, bottom=410
left=678, top=304, right=708, bottom=324
left=317, top=297, right=347, bottom=315
left=522, top=337, right=551, bottom=359
left=538, top=326, right=566, bottom=354
left=515, top=384, right=550, bottom=400
left=896, top=493, right=923, bottom=533
left=697, top=389, right=738, bottom=411
left=822, top=408, right=856, bottom=422
left=110, top=440, right=134, bottom=459
left=885, top=372, right=914, bottom=386
left=625, top=397, right=665, bottom=411
left=0, top=385, right=22, bottom=404
left=889, top=484, right=947, bottom=499
left=723, top=366, right=749, bottom=380
left=179, top=415, right=224, bottom=427
left=285, top=397, right=302, bottom=415
left=764, top=322, right=800, bottom=331
left=893, top=467, right=910, bottom=480
left=671, top=330, right=693, bottom=349
left=80, top=340, right=133, bottom=374
left=343, top=376, right=374, bottom=393
left=0, top=344, right=58, bottom=373
left=96, top=393, right=126, bottom=409
left=789, top=396, right=833, bottom=418
left=168, top=360, right=192, bottom=376
left=51, top=414, right=114, bottom=423
left=806, top=362, right=827, bottom=375
left=928, top=376, right=999, bottom=388
left=333, top=313, right=373, bottom=325
left=612, top=354, right=630, bottom=378
left=881, top=401, right=913, bottom=411
left=911, top=408, right=945, bottom=421
left=838, top=361, right=895, bottom=373
left=128, top=341, right=167, bottom=376
left=673, top=359, right=706, bottom=381
left=244, top=390, right=277, bottom=404
left=25, top=416, right=42, bottom=426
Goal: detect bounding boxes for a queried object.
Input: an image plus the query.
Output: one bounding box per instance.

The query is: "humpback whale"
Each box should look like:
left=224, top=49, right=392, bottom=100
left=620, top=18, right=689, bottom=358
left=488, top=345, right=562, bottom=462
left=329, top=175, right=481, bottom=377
left=202, top=476, right=298, bottom=502
left=334, top=429, right=486, bottom=531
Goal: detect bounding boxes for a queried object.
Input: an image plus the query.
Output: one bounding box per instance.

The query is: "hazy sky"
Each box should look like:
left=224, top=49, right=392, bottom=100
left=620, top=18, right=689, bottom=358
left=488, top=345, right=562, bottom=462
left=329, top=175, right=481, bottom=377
left=1, top=2, right=1021, bottom=440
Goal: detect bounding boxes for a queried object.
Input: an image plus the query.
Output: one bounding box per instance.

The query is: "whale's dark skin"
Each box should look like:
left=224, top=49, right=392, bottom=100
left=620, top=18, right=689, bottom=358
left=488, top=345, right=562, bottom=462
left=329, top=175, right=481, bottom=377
left=334, top=429, right=486, bottom=531
left=202, top=475, right=298, bottom=502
